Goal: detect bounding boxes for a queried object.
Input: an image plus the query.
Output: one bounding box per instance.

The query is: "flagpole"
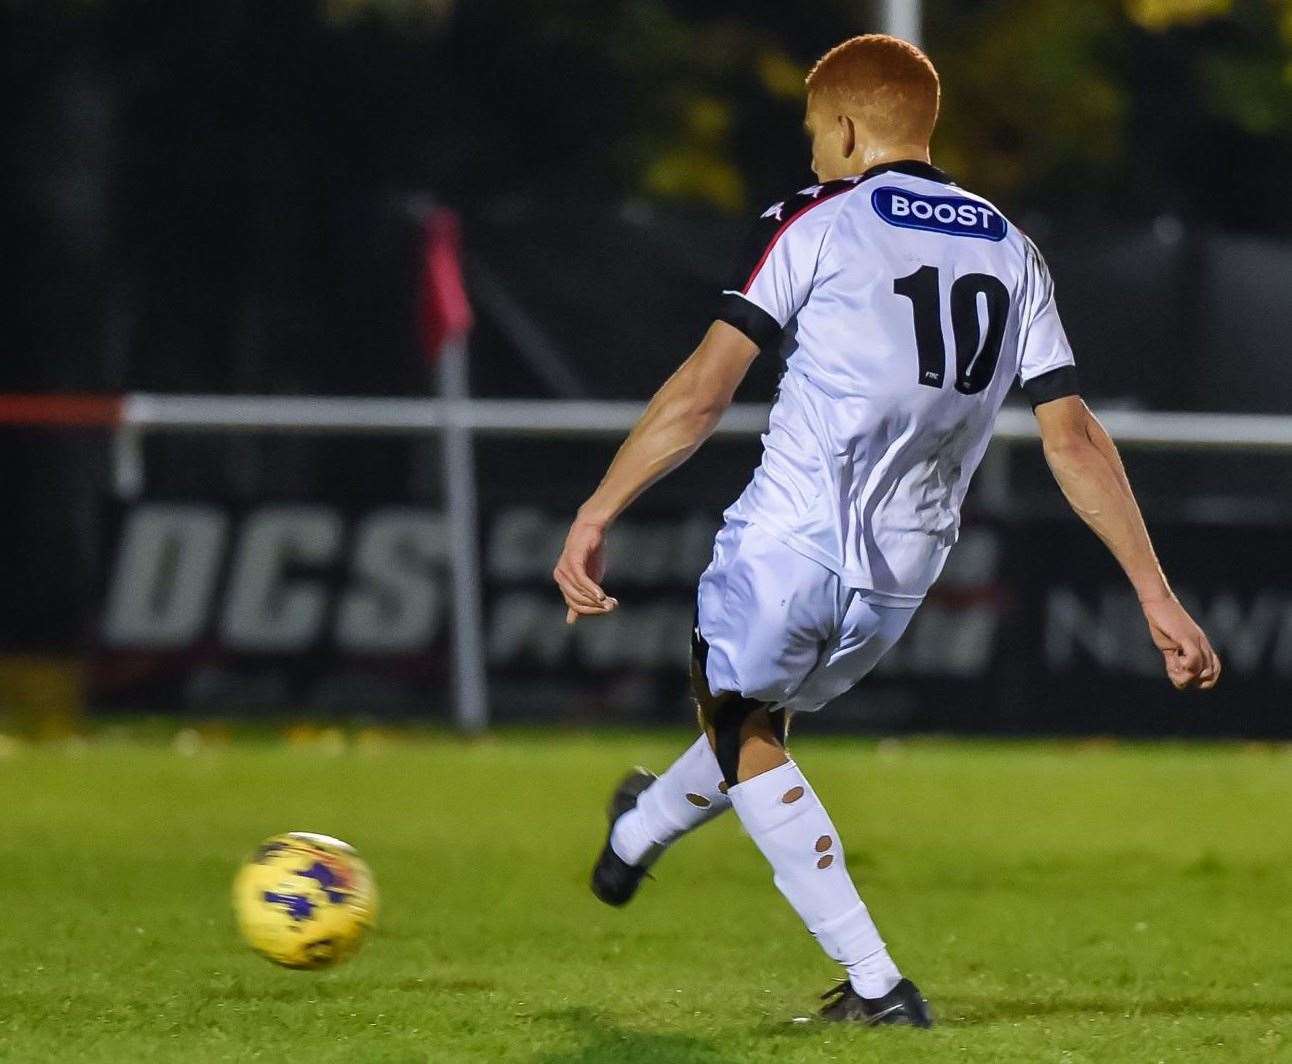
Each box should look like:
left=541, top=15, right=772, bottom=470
left=438, top=332, right=489, bottom=733
left=418, top=207, right=489, bottom=733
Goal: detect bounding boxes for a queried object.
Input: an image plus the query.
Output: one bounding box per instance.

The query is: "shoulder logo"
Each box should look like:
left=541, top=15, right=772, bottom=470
left=797, top=184, right=825, bottom=199
left=871, top=186, right=1007, bottom=241
left=761, top=201, right=785, bottom=221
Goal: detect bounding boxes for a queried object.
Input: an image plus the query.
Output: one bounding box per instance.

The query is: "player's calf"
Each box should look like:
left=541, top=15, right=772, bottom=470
left=727, top=760, right=906, bottom=997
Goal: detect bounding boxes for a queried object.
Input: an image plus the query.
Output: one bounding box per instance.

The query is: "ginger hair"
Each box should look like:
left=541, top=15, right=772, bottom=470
left=806, top=35, right=940, bottom=145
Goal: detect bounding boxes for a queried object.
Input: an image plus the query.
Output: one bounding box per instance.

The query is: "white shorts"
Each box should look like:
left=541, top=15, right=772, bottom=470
left=695, top=521, right=917, bottom=714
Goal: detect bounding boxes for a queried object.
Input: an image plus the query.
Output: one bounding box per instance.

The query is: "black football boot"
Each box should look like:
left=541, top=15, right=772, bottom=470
left=819, top=977, right=934, bottom=1027
left=589, top=768, right=657, bottom=907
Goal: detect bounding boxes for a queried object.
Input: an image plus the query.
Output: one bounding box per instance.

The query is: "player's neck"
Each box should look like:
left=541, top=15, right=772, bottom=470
left=851, top=144, right=932, bottom=177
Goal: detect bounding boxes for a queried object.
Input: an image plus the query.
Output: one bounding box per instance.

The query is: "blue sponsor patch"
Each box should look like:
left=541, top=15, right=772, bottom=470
left=871, top=186, right=1007, bottom=241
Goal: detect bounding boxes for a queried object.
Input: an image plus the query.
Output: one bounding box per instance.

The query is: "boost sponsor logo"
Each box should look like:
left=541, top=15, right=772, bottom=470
left=872, top=186, right=1007, bottom=241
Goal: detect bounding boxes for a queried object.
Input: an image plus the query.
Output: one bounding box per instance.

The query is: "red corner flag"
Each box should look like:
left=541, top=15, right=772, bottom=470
left=417, top=208, right=474, bottom=362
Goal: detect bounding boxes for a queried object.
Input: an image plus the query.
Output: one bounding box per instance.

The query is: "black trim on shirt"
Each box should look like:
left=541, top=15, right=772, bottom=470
left=715, top=162, right=952, bottom=354
left=859, top=159, right=954, bottom=185
left=726, top=179, right=859, bottom=295
left=716, top=291, right=782, bottom=353
left=1022, top=365, right=1080, bottom=408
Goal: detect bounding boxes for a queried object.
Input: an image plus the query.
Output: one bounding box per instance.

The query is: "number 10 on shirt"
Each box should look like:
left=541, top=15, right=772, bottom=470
left=893, top=265, right=1009, bottom=395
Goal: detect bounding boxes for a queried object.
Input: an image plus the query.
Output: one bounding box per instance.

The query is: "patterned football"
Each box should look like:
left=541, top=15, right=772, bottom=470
left=232, top=832, right=377, bottom=969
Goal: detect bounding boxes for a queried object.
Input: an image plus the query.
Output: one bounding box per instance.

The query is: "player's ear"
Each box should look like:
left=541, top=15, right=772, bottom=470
left=837, top=114, right=857, bottom=159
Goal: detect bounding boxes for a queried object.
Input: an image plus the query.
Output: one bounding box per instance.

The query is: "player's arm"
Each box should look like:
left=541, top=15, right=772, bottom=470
left=1034, top=395, right=1220, bottom=690
left=553, top=320, right=759, bottom=622
left=555, top=185, right=839, bottom=622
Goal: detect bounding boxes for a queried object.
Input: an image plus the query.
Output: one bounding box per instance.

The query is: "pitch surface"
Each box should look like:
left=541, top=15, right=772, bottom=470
left=1, top=731, right=1289, bottom=1062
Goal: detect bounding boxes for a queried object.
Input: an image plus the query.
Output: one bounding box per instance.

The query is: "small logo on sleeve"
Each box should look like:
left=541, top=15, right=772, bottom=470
left=872, top=187, right=1007, bottom=241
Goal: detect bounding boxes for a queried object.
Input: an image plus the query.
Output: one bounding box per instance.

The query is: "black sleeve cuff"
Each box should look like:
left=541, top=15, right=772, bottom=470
left=716, top=292, right=783, bottom=353
left=1022, top=365, right=1080, bottom=408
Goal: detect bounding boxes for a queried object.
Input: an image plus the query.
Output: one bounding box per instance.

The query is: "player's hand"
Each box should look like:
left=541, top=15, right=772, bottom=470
left=553, top=518, right=619, bottom=624
left=1141, top=594, right=1220, bottom=691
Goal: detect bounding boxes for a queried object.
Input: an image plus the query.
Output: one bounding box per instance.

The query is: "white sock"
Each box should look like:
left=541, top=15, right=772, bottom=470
left=610, top=735, right=731, bottom=868
left=727, top=759, right=902, bottom=999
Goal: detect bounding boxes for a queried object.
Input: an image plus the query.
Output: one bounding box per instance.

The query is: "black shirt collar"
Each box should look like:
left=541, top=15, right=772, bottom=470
left=858, top=159, right=953, bottom=184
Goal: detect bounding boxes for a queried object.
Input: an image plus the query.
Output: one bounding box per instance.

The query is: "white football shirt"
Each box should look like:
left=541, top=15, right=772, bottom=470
left=716, top=160, right=1077, bottom=604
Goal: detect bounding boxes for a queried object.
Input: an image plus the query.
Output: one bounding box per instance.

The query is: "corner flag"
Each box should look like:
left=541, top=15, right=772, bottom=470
left=417, top=208, right=473, bottom=362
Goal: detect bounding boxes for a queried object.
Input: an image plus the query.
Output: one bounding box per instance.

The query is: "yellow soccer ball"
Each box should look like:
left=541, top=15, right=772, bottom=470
left=232, top=832, right=377, bottom=969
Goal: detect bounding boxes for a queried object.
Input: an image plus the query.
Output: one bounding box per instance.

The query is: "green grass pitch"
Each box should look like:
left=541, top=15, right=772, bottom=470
left=1, top=730, right=1290, bottom=1063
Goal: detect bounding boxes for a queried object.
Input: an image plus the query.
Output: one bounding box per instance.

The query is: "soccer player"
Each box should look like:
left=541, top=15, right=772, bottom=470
left=553, top=34, right=1220, bottom=1027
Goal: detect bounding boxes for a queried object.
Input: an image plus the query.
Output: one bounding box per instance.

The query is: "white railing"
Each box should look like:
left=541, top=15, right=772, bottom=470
left=0, top=391, right=1282, bottom=730
left=96, top=393, right=1292, bottom=732
left=117, top=395, right=1292, bottom=449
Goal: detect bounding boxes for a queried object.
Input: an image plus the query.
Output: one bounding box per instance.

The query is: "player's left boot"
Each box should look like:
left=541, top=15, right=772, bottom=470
left=590, top=768, right=656, bottom=907
left=818, top=978, right=934, bottom=1027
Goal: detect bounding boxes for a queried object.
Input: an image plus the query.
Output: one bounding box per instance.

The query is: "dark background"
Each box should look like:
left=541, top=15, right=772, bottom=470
left=4, top=0, right=1291, bottom=731
left=11, top=0, right=1292, bottom=403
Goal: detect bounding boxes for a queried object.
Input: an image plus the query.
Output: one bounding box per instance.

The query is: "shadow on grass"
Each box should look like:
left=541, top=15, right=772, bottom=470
left=528, top=1007, right=737, bottom=1064
left=947, top=994, right=1292, bottom=1023
left=740, top=992, right=1292, bottom=1036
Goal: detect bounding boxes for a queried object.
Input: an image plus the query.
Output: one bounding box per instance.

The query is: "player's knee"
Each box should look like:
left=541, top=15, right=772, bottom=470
left=709, top=698, right=787, bottom=787
left=768, top=707, right=789, bottom=747
left=710, top=696, right=755, bottom=787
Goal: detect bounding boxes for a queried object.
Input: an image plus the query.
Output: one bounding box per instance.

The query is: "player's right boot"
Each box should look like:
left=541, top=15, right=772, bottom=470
left=590, top=768, right=656, bottom=907
left=818, top=978, right=934, bottom=1027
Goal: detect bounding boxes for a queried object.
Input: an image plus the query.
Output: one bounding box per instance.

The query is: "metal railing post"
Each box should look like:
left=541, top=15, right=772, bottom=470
left=111, top=424, right=145, bottom=499
left=880, top=0, right=922, bottom=46
left=438, top=339, right=489, bottom=732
